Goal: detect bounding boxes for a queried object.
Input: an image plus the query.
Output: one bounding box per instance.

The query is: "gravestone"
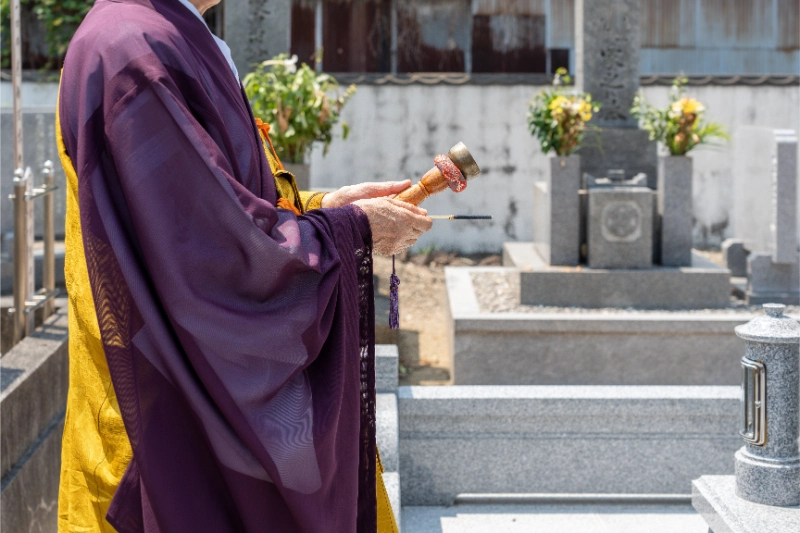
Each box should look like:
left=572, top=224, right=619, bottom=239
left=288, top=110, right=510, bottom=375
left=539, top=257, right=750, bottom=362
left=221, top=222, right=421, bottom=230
left=574, top=0, right=657, bottom=188
left=733, top=128, right=799, bottom=258
left=722, top=238, right=748, bottom=278
left=736, top=129, right=800, bottom=305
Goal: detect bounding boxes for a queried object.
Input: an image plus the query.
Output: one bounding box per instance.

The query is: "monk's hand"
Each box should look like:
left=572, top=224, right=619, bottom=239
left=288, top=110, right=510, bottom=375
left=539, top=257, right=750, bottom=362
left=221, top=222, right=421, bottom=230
left=353, top=197, right=433, bottom=256
left=321, top=180, right=413, bottom=208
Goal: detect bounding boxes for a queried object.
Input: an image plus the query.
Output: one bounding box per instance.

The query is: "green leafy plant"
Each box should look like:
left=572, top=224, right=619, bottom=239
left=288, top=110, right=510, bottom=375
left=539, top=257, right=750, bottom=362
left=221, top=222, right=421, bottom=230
left=631, top=76, right=729, bottom=156
left=1, top=0, right=94, bottom=70
left=526, top=68, right=600, bottom=157
left=243, top=54, right=356, bottom=165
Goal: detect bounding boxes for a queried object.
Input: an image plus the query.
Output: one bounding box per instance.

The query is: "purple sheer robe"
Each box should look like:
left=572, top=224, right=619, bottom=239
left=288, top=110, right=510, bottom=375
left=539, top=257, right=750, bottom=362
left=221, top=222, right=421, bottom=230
left=58, top=0, right=376, bottom=531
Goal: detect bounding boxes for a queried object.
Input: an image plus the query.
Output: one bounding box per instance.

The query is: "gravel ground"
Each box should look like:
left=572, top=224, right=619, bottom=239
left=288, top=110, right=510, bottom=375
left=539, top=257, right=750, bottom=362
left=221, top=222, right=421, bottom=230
left=374, top=248, right=798, bottom=386
left=471, top=269, right=800, bottom=315
left=372, top=251, right=500, bottom=386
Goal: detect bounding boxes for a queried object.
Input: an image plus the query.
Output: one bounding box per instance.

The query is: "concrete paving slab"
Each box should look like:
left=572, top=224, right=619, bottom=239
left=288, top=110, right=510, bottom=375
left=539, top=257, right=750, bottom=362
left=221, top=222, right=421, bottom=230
left=402, top=503, right=708, bottom=533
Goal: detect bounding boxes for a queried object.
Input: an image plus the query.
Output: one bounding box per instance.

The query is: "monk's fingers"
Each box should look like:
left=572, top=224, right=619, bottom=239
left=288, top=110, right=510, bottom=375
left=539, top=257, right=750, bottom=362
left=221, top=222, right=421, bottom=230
left=386, top=197, right=428, bottom=217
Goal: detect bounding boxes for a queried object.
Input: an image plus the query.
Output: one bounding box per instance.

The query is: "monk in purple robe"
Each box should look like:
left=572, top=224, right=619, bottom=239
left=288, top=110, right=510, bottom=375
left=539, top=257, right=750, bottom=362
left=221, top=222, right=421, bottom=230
left=56, top=0, right=431, bottom=531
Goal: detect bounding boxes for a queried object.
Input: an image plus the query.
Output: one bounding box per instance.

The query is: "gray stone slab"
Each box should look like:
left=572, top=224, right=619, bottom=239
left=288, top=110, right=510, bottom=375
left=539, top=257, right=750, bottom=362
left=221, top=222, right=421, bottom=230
left=224, top=0, right=291, bottom=79
left=747, top=252, right=800, bottom=305
left=0, top=418, right=63, bottom=533
left=575, top=0, right=641, bottom=129
left=376, top=344, right=399, bottom=393
left=446, top=266, right=747, bottom=385
left=588, top=188, right=653, bottom=268
left=722, top=239, right=749, bottom=278
left=1, top=303, right=68, bottom=479
left=577, top=128, right=658, bottom=189
left=377, top=393, right=399, bottom=474
left=402, top=503, right=707, bottom=533
left=692, top=476, right=800, bottom=533
left=505, top=243, right=731, bottom=309
left=0, top=302, right=68, bottom=533
left=658, top=156, right=693, bottom=266
left=533, top=157, right=581, bottom=266
left=733, top=128, right=799, bottom=258
left=398, top=385, right=740, bottom=506
left=772, top=130, right=798, bottom=264
left=382, top=471, right=401, bottom=532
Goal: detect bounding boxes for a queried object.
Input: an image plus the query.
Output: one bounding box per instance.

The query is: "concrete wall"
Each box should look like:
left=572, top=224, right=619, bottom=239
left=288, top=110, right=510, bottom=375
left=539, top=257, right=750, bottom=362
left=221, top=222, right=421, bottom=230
left=1, top=302, right=69, bottom=533
left=4, top=81, right=798, bottom=254
left=311, top=82, right=800, bottom=252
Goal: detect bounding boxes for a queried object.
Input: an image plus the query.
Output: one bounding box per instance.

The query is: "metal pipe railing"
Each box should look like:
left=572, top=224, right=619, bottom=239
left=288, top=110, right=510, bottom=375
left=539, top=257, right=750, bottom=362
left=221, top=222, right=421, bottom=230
left=10, top=162, right=59, bottom=347
left=12, top=168, right=29, bottom=346
left=42, top=161, right=56, bottom=317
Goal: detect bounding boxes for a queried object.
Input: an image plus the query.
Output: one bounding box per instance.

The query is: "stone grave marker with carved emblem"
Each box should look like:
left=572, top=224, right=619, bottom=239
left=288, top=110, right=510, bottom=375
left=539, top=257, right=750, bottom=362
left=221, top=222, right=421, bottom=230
left=574, top=0, right=657, bottom=187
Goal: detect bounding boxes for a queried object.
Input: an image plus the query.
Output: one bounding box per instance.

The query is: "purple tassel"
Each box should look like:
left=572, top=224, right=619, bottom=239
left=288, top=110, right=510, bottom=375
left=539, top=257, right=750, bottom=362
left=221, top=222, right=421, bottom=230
left=389, top=255, right=400, bottom=330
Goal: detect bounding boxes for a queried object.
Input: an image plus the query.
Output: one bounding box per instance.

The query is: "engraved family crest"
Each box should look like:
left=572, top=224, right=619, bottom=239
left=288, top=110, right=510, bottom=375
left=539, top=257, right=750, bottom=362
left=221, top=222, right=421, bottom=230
left=601, top=200, right=642, bottom=242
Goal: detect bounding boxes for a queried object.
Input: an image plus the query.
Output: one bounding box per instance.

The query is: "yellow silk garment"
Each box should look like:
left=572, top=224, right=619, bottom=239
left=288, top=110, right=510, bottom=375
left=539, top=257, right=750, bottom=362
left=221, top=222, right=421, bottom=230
left=57, top=98, right=396, bottom=532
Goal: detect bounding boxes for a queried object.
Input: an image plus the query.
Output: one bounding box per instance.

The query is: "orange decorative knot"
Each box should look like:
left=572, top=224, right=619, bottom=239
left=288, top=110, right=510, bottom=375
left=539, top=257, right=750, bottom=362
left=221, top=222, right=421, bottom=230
left=255, top=118, right=284, bottom=171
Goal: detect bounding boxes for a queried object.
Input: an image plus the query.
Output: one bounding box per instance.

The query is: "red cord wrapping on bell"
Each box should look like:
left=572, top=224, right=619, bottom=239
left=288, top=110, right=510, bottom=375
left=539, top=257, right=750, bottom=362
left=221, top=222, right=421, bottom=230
left=434, top=154, right=467, bottom=193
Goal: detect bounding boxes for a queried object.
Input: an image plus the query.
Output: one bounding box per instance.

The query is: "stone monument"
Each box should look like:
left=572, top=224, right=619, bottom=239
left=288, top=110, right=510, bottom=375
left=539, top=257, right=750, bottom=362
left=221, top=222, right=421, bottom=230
left=574, top=0, right=657, bottom=188
left=506, top=0, right=730, bottom=309
left=693, top=304, right=800, bottom=531
left=737, top=130, right=800, bottom=304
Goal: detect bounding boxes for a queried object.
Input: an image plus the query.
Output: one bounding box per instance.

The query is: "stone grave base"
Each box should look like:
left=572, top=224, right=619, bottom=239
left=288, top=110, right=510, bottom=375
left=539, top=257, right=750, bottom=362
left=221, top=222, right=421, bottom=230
left=400, top=385, right=740, bottom=506
left=445, top=266, right=761, bottom=386
left=692, top=476, right=800, bottom=533
left=503, top=242, right=731, bottom=309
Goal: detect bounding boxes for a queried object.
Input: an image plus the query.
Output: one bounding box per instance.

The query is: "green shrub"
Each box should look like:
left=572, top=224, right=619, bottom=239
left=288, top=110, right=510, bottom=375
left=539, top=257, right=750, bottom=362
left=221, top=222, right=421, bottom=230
left=243, top=54, right=356, bottom=165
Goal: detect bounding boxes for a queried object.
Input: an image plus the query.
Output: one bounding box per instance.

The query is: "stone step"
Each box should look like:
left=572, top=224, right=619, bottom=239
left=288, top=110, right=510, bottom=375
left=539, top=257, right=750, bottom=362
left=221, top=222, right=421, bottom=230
left=402, top=502, right=707, bottom=533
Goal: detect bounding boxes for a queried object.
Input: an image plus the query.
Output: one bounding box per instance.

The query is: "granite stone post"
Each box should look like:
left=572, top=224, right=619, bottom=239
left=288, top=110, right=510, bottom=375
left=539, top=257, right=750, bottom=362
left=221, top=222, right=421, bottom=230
left=722, top=238, right=749, bottom=278
left=658, top=156, right=693, bottom=266
left=733, top=128, right=798, bottom=258
left=772, top=131, right=798, bottom=264
left=224, top=0, right=291, bottom=76
left=533, top=156, right=581, bottom=266
left=734, top=304, right=800, bottom=507
left=574, top=0, right=657, bottom=188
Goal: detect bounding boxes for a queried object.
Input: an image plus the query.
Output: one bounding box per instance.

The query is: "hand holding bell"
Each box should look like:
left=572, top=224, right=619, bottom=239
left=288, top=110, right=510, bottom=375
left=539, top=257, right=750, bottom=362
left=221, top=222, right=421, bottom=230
left=394, top=142, right=481, bottom=206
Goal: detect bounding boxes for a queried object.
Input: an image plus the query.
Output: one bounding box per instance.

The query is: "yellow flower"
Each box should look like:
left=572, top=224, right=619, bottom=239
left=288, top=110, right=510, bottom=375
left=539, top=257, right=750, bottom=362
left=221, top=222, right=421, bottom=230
left=549, top=95, right=568, bottom=112
left=679, top=97, right=704, bottom=116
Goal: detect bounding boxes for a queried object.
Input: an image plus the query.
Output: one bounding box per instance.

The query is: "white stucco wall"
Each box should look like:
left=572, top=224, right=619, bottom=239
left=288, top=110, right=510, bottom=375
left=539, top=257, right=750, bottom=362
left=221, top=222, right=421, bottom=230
left=4, top=81, right=798, bottom=254
left=311, top=83, right=800, bottom=253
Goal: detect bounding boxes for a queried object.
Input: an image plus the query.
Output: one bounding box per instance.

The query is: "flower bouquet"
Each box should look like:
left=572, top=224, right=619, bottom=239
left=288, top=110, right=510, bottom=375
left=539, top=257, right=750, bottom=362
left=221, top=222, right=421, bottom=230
left=631, top=76, right=729, bottom=155
left=527, top=68, right=600, bottom=156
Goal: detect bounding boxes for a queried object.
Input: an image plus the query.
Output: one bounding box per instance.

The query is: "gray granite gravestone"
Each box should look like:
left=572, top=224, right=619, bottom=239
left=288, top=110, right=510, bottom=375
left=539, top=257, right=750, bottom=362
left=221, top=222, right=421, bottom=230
left=742, top=130, right=799, bottom=305
left=532, top=157, right=581, bottom=266
left=722, top=238, right=749, bottom=278
left=733, top=128, right=799, bottom=259
left=658, top=156, right=693, bottom=266
left=574, top=0, right=657, bottom=188
left=587, top=188, right=653, bottom=269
